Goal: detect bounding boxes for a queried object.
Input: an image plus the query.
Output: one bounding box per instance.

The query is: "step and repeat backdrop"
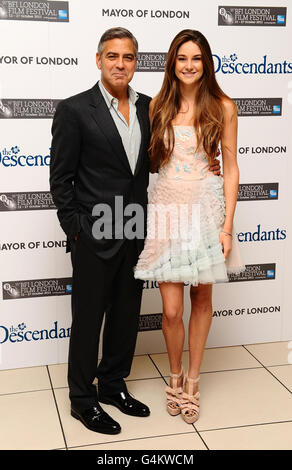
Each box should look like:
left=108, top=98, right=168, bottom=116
left=0, top=0, right=291, bottom=369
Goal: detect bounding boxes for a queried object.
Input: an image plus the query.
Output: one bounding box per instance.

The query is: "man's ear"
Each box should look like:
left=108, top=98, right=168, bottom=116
left=96, top=53, right=101, bottom=70
left=134, top=56, right=138, bottom=70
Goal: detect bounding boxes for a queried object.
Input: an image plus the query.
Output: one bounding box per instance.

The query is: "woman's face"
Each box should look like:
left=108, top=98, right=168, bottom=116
left=174, top=40, right=204, bottom=86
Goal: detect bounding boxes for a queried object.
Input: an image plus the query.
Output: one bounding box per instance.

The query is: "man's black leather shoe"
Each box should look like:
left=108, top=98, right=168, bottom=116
left=71, top=405, right=121, bottom=434
left=98, top=391, right=150, bottom=417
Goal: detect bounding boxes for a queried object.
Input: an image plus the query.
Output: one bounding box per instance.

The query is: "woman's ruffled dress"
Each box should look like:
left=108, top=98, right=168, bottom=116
left=134, top=126, right=245, bottom=286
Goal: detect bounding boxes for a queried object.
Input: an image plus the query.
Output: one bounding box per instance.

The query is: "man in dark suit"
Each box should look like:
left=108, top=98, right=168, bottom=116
left=50, top=27, right=221, bottom=435
left=50, top=27, right=151, bottom=435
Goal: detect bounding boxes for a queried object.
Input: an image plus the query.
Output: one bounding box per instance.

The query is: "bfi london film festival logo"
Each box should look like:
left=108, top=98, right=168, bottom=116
left=136, top=52, right=167, bottom=72
left=0, top=1, right=69, bottom=21
left=234, top=98, right=282, bottom=117
left=0, top=191, right=55, bottom=211
left=228, top=263, right=276, bottom=282
left=0, top=99, right=60, bottom=119
left=2, top=277, right=72, bottom=300
left=139, top=314, right=162, bottom=332
left=237, top=183, right=279, bottom=201
left=218, top=6, right=286, bottom=26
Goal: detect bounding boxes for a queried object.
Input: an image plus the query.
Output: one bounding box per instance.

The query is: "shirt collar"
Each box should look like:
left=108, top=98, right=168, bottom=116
left=98, top=80, right=139, bottom=108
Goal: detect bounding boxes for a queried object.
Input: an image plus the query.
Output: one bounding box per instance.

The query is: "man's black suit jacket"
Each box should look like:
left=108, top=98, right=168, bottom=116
left=50, top=81, right=151, bottom=258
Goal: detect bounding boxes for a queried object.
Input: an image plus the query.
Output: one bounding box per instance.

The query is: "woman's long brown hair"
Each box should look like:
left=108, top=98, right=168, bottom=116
left=149, top=29, right=229, bottom=173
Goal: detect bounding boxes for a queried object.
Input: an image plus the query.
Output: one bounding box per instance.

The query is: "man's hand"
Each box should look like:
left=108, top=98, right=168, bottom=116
left=74, top=233, right=79, bottom=241
left=209, top=151, right=222, bottom=176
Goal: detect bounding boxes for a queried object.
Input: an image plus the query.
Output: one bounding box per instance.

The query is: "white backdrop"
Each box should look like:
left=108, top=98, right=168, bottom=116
left=0, top=0, right=291, bottom=369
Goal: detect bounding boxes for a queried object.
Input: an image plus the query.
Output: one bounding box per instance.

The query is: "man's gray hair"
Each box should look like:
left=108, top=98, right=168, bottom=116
left=97, top=27, right=138, bottom=57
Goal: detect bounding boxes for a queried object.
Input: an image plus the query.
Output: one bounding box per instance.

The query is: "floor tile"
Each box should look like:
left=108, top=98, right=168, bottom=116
left=268, top=365, right=292, bottom=392
left=0, top=366, right=51, bottom=395
left=201, top=422, right=292, bottom=450
left=0, top=390, right=65, bottom=450
left=244, top=342, right=290, bottom=366
left=193, top=368, right=292, bottom=431
left=48, top=363, right=68, bottom=389
left=2, top=342, right=292, bottom=450
left=201, top=346, right=261, bottom=371
left=126, top=355, right=161, bottom=381
left=49, top=356, right=160, bottom=390
left=150, top=346, right=261, bottom=376
left=54, top=378, right=194, bottom=448
left=70, top=432, right=207, bottom=450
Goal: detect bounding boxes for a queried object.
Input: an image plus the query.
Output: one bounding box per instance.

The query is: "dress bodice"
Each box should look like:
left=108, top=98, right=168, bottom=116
left=159, top=126, right=212, bottom=181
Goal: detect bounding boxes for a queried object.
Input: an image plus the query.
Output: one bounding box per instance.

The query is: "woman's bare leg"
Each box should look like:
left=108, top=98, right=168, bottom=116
left=186, top=283, right=213, bottom=394
left=159, top=282, right=185, bottom=385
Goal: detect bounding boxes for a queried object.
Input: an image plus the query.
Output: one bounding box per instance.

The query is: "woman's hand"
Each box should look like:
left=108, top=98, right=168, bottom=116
left=219, top=231, right=232, bottom=259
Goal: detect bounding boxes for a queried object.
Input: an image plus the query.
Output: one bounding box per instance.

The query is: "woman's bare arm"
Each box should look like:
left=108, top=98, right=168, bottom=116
left=220, top=98, right=239, bottom=235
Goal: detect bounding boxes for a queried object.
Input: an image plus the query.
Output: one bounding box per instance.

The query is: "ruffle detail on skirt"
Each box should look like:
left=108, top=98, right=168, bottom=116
left=134, top=174, right=245, bottom=286
left=134, top=255, right=229, bottom=287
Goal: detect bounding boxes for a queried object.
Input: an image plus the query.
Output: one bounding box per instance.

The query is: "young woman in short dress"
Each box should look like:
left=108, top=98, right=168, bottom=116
left=135, top=30, right=245, bottom=423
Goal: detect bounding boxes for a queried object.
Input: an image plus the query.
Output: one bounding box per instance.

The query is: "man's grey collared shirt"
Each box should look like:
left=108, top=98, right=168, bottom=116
left=98, top=80, right=141, bottom=174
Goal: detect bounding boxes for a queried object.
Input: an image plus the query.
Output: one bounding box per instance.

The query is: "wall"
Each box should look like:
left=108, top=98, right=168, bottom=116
left=0, top=0, right=291, bottom=369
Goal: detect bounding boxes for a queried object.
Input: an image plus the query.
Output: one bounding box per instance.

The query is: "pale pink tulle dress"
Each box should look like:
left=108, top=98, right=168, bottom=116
left=134, top=126, right=245, bottom=286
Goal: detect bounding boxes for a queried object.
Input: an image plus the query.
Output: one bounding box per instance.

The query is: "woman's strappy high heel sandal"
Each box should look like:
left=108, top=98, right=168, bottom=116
left=180, top=374, right=200, bottom=424
left=165, top=366, right=184, bottom=416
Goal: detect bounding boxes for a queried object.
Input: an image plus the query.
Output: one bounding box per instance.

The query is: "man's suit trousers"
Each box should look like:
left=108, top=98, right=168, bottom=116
left=68, top=232, right=144, bottom=411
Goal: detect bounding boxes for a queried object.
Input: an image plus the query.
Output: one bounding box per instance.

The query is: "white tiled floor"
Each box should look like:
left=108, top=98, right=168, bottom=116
left=0, top=342, right=292, bottom=450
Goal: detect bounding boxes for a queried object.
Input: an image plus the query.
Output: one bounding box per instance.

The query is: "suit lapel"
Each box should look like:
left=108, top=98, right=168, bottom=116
left=89, top=82, right=132, bottom=174
left=134, top=95, right=148, bottom=176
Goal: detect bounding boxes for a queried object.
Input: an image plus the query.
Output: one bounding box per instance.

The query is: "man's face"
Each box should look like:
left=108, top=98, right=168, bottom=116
left=96, top=38, right=137, bottom=92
